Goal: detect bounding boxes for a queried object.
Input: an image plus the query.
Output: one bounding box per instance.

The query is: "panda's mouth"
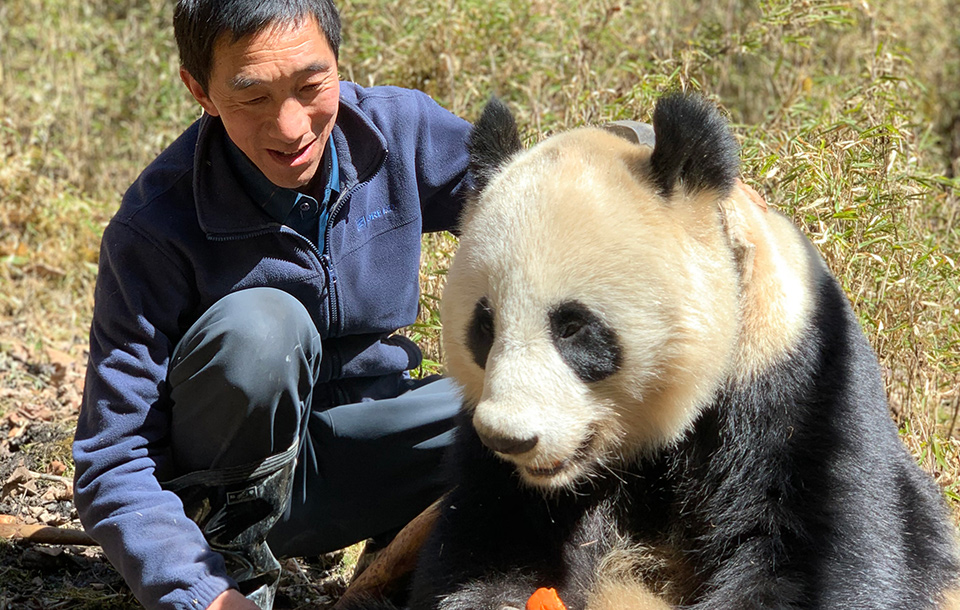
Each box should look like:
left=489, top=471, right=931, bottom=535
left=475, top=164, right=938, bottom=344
left=523, top=428, right=599, bottom=481
left=526, top=460, right=570, bottom=478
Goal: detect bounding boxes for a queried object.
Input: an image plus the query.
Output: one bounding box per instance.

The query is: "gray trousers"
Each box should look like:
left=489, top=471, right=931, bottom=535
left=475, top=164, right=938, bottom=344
left=165, top=287, right=459, bottom=557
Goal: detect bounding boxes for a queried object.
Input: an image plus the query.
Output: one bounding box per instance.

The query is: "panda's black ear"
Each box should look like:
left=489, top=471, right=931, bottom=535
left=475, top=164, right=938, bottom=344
left=469, top=96, right=523, bottom=192
left=649, top=93, right=739, bottom=199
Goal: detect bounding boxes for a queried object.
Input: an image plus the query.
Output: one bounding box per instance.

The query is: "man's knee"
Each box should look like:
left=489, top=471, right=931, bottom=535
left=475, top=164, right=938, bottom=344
left=171, top=288, right=320, bottom=394
left=173, top=288, right=320, bottom=371
left=168, top=288, right=321, bottom=471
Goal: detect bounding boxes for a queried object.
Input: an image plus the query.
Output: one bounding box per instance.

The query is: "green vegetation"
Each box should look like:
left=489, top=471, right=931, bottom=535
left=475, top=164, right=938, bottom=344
left=2, top=0, right=957, bottom=533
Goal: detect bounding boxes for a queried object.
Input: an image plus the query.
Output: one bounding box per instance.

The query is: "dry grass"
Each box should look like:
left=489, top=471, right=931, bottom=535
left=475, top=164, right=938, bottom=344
left=342, top=0, right=960, bottom=514
left=0, top=1, right=958, bottom=603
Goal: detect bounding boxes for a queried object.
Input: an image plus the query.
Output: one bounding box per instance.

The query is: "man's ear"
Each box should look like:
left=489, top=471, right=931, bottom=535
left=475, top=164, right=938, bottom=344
left=180, top=67, right=220, bottom=117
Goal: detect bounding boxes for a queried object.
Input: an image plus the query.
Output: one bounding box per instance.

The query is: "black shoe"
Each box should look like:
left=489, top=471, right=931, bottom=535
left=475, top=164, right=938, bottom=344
left=165, top=454, right=295, bottom=610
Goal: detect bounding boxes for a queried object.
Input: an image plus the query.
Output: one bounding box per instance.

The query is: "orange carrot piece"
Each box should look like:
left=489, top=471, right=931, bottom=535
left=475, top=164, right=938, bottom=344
left=526, top=587, right=567, bottom=610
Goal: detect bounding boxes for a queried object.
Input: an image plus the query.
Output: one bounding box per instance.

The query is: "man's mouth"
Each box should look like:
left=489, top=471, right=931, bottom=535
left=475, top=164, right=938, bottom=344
left=267, top=139, right=316, bottom=167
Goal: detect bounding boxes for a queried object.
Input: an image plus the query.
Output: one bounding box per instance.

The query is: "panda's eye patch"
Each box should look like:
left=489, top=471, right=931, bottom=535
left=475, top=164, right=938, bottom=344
left=467, top=297, right=495, bottom=369
left=548, top=301, right=622, bottom=383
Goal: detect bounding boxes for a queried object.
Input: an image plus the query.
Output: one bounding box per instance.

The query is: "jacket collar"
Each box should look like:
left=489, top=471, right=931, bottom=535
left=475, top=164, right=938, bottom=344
left=221, top=132, right=339, bottom=224
left=192, top=96, right=387, bottom=238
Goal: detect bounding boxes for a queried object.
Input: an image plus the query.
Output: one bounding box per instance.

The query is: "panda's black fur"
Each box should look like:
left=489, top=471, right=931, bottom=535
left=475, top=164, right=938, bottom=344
left=648, top=94, right=739, bottom=198
left=400, top=94, right=960, bottom=610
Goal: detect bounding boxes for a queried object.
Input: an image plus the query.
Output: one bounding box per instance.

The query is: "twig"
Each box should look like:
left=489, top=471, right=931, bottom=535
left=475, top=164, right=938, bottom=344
left=0, top=522, right=97, bottom=546
left=28, top=471, right=73, bottom=486
left=333, top=496, right=444, bottom=609
left=948, top=395, right=959, bottom=440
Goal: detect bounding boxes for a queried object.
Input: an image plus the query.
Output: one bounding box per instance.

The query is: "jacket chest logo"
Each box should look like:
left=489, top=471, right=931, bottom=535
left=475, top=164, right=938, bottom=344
left=355, top=204, right=398, bottom=231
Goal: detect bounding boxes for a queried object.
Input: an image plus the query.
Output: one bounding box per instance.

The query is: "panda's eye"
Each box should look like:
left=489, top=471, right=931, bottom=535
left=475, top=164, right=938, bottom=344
left=549, top=301, right=622, bottom=383
left=466, top=297, right=495, bottom=369
left=557, top=319, right=584, bottom=339
left=477, top=307, right=494, bottom=335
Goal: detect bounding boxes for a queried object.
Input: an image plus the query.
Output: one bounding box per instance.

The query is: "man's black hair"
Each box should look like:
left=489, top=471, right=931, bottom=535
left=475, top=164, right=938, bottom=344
left=174, top=0, right=342, bottom=92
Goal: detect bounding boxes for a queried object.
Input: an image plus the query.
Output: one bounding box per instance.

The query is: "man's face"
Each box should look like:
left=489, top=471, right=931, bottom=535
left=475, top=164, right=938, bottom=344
left=182, top=17, right=340, bottom=190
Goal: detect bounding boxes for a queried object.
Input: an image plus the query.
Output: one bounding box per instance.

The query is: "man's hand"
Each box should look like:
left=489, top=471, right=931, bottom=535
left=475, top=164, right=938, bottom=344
left=207, top=589, right=260, bottom=610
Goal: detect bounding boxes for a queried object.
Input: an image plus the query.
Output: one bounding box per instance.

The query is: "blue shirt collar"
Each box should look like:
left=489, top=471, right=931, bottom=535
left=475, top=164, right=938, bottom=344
left=223, top=134, right=339, bottom=224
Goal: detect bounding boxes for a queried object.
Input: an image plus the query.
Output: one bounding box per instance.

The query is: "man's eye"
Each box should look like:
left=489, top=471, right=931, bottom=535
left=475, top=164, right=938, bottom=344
left=242, top=96, right=267, bottom=106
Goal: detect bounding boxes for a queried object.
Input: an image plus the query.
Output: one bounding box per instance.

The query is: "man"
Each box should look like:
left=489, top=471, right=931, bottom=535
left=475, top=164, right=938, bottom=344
left=72, top=1, right=472, bottom=609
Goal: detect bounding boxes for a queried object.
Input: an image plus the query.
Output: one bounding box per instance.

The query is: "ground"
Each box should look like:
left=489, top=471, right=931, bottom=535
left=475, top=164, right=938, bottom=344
left=0, top=339, right=360, bottom=609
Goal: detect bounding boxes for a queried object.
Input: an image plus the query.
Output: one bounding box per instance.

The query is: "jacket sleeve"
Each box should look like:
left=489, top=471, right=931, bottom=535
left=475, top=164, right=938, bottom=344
left=409, top=91, right=474, bottom=234
left=73, top=217, right=234, bottom=610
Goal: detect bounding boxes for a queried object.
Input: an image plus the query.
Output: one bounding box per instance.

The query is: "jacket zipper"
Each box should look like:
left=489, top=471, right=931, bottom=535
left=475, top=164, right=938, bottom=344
left=206, top=150, right=388, bottom=340
left=322, top=151, right=387, bottom=337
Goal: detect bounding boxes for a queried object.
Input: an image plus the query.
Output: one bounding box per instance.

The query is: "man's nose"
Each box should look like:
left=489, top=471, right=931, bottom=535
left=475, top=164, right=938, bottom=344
left=273, top=98, right=310, bottom=142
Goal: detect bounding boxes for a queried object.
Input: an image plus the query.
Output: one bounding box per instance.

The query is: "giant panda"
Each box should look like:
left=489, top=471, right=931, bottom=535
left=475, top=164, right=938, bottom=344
left=404, top=93, right=960, bottom=610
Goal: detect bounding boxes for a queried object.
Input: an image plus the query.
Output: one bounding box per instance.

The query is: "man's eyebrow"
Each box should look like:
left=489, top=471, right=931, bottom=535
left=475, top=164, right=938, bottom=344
left=229, top=61, right=333, bottom=90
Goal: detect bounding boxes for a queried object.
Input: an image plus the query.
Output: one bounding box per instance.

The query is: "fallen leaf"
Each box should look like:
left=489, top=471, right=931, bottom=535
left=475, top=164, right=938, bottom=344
left=44, top=347, right=75, bottom=369
left=47, top=460, right=67, bottom=476
left=24, top=262, right=66, bottom=279
left=58, top=384, right=82, bottom=412
left=34, top=546, right=64, bottom=557
left=1, top=462, right=36, bottom=499
left=46, top=346, right=76, bottom=386
left=33, top=405, right=54, bottom=421
left=7, top=340, right=33, bottom=364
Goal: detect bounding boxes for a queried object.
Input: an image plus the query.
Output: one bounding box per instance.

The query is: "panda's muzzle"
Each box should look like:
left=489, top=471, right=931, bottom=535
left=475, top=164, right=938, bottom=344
left=518, top=427, right=603, bottom=484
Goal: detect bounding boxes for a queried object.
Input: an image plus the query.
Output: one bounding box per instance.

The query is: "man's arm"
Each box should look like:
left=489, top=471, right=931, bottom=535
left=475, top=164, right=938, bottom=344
left=409, top=91, right=474, bottom=234
left=73, top=218, right=235, bottom=610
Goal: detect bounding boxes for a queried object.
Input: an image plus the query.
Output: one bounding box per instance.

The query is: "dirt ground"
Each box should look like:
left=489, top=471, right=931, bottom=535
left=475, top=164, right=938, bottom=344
left=0, top=337, right=356, bottom=609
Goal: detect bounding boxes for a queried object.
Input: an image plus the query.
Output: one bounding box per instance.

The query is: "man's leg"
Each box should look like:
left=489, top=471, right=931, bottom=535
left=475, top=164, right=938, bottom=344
left=267, top=378, right=461, bottom=558
left=162, top=286, right=462, bottom=599
left=164, top=287, right=321, bottom=609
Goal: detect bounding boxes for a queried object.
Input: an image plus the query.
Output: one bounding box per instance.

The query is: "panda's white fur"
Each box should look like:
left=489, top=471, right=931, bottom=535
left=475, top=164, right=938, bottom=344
left=398, top=94, right=960, bottom=610
left=446, top=129, right=729, bottom=488
left=444, top=125, right=820, bottom=492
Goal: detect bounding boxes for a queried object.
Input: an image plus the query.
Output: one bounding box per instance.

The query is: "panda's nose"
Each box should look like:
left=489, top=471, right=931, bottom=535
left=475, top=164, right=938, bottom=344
left=477, top=431, right=539, bottom=455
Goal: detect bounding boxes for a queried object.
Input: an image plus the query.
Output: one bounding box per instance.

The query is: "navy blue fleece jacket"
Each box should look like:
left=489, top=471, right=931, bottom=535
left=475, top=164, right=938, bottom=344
left=72, top=82, right=471, bottom=610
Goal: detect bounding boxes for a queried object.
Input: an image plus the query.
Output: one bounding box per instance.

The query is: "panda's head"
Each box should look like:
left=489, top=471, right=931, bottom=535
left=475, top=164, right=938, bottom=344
left=442, top=93, right=807, bottom=491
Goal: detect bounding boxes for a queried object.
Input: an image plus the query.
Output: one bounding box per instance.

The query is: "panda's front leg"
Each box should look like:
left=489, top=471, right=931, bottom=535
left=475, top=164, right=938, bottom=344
left=410, top=482, right=616, bottom=610
left=408, top=421, right=628, bottom=610
left=423, top=536, right=599, bottom=610
left=409, top=483, right=570, bottom=610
